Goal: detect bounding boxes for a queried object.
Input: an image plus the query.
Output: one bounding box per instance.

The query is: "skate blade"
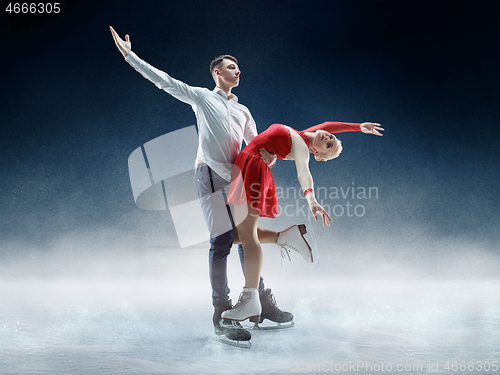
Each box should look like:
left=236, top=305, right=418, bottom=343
left=249, top=321, right=295, bottom=331
left=215, top=335, right=252, bottom=349
left=221, top=315, right=260, bottom=323
left=298, top=224, right=314, bottom=263
left=305, top=215, right=320, bottom=264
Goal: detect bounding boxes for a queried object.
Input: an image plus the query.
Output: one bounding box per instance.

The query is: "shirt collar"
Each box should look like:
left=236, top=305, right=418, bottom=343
left=213, top=87, right=239, bottom=102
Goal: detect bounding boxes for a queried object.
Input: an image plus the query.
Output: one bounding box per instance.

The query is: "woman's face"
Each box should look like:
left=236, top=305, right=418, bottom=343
left=312, top=130, right=338, bottom=155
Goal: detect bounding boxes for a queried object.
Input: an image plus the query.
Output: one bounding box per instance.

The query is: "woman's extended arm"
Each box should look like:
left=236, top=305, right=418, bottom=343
left=304, top=121, right=384, bottom=136
left=303, top=121, right=361, bottom=134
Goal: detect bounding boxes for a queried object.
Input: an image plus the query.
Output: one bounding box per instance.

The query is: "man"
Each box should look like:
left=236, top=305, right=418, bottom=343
left=110, top=26, right=311, bottom=340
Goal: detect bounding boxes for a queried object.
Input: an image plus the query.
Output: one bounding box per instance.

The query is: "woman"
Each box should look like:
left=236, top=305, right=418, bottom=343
left=222, top=121, right=384, bottom=322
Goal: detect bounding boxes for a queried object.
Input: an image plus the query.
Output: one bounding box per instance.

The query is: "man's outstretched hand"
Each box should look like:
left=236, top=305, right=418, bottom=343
left=259, top=149, right=277, bottom=169
left=110, top=26, right=131, bottom=58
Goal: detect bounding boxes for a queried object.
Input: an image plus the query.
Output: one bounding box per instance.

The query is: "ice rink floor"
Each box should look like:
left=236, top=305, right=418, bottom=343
left=1, top=246, right=499, bottom=375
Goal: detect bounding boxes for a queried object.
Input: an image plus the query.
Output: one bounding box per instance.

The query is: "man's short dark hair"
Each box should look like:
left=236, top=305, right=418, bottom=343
left=210, top=54, right=238, bottom=75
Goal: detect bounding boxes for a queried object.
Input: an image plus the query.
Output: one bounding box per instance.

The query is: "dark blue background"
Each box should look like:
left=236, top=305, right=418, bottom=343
left=1, top=0, right=499, bottom=251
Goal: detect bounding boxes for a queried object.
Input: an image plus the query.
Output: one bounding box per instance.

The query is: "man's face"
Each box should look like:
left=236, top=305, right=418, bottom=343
left=217, top=59, right=240, bottom=87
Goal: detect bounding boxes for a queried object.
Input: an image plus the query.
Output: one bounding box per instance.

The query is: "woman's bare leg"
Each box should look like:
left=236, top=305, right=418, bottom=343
left=232, top=227, right=278, bottom=245
left=234, top=203, right=263, bottom=290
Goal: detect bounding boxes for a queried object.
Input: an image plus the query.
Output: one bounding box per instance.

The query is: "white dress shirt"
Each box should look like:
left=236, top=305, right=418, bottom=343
left=125, top=51, right=258, bottom=181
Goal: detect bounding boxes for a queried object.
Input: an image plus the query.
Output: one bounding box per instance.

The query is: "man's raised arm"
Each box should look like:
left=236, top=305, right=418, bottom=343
left=109, top=26, right=200, bottom=105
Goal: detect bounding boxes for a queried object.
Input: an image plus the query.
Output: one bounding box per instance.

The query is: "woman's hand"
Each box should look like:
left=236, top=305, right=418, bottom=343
left=309, top=202, right=333, bottom=227
left=110, top=26, right=131, bottom=58
left=360, top=122, right=384, bottom=136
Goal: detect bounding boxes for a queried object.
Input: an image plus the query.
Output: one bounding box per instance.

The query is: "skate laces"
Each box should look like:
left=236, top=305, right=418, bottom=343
left=232, top=291, right=251, bottom=311
left=279, top=245, right=292, bottom=261
left=268, top=292, right=278, bottom=308
left=278, top=231, right=308, bottom=260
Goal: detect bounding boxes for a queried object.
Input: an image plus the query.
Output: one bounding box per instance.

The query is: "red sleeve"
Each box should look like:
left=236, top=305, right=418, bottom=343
left=302, top=122, right=361, bottom=134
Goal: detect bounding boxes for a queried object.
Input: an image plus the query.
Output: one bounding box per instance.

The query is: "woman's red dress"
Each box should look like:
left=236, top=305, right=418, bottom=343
left=227, top=122, right=361, bottom=218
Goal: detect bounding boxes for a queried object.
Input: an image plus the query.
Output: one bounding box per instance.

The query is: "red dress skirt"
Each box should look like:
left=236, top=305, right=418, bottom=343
left=227, top=151, right=277, bottom=218
left=227, top=124, right=296, bottom=218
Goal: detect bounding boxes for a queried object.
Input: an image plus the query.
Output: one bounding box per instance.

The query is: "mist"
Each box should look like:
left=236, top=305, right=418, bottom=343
left=1, top=227, right=499, bottom=374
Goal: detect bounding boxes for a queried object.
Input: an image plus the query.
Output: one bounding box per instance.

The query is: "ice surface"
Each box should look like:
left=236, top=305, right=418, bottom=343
left=1, top=244, right=499, bottom=375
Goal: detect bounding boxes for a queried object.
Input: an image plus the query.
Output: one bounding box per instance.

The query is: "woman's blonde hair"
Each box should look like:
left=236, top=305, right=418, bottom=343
left=313, top=139, right=343, bottom=162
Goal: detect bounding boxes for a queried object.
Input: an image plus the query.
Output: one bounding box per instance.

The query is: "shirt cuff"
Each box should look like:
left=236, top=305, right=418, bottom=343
left=125, top=51, right=140, bottom=66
